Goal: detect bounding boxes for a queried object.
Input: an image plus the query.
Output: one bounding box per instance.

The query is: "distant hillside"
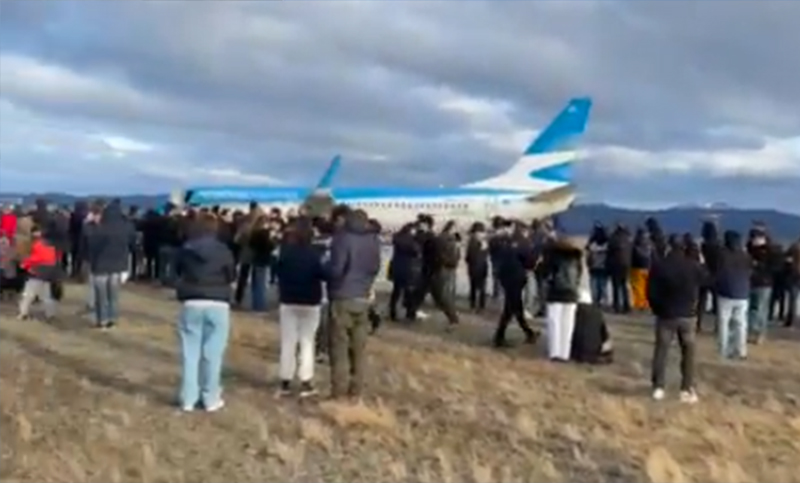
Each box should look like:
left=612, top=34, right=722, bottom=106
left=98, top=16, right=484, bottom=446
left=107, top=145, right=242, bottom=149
left=2, top=192, right=798, bottom=241
left=559, top=204, right=799, bottom=242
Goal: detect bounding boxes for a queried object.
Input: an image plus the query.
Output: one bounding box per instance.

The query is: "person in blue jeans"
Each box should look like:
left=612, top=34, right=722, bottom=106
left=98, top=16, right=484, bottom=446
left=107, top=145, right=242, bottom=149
left=174, top=213, right=236, bottom=412
left=248, top=216, right=276, bottom=312
left=747, top=228, right=779, bottom=344
left=585, top=224, right=609, bottom=307
left=84, top=200, right=136, bottom=329
left=714, top=230, right=752, bottom=359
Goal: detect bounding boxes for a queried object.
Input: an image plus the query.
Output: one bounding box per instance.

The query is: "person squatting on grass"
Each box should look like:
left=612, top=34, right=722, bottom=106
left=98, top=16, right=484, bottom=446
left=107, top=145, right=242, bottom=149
left=174, top=213, right=236, bottom=412
left=275, top=217, right=328, bottom=399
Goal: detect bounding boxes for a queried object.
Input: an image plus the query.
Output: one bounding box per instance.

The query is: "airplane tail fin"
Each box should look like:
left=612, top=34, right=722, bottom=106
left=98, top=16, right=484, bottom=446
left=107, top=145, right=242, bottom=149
left=463, top=97, right=592, bottom=190
left=314, top=155, right=342, bottom=190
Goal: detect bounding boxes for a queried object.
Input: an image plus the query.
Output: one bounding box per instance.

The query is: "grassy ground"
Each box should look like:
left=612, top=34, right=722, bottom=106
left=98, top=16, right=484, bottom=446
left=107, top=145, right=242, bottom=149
left=1, top=284, right=799, bottom=483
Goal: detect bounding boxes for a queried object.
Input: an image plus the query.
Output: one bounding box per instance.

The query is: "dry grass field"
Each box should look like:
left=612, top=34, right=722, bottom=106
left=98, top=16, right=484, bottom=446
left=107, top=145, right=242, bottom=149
left=2, top=284, right=800, bottom=483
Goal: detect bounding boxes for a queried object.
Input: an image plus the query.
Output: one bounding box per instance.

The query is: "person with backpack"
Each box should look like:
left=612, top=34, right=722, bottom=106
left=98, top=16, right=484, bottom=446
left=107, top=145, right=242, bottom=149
left=437, top=220, right=461, bottom=321
left=541, top=236, right=584, bottom=361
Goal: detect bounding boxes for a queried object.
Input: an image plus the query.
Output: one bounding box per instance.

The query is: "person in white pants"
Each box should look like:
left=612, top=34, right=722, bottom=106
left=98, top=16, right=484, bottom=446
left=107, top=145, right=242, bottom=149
left=542, top=237, right=585, bottom=362
left=274, top=218, right=327, bottom=398
left=279, top=304, right=322, bottom=394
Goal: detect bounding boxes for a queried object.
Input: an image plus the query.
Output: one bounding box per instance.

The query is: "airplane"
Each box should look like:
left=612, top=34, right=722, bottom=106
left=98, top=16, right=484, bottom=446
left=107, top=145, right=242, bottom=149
left=183, top=97, right=592, bottom=230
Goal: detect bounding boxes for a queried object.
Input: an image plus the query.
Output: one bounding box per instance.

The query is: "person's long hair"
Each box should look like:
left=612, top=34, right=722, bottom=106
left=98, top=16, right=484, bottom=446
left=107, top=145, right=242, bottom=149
left=283, top=216, right=314, bottom=246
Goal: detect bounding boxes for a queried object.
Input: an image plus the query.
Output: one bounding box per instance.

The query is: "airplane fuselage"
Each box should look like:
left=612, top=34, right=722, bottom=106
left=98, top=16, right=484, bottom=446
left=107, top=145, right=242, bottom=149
left=186, top=185, right=575, bottom=231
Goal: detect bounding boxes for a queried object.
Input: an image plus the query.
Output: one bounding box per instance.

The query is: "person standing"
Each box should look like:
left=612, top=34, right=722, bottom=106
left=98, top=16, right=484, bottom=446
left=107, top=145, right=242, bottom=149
left=786, top=237, right=800, bottom=327
left=174, top=213, right=236, bottom=412
left=586, top=224, right=609, bottom=307
left=275, top=218, right=327, bottom=398
left=85, top=200, right=136, bottom=329
left=17, top=226, right=60, bottom=321
left=647, top=236, right=706, bottom=403
left=326, top=208, right=382, bottom=401
left=541, top=236, right=583, bottom=361
left=465, top=223, right=489, bottom=313
left=493, top=225, right=539, bottom=348
left=747, top=228, right=778, bottom=344
left=714, top=230, right=751, bottom=359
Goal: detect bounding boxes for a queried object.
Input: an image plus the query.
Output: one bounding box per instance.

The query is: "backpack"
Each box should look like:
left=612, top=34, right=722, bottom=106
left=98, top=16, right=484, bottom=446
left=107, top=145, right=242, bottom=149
left=440, top=236, right=460, bottom=269
left=552, top=260, right=580, bottom=292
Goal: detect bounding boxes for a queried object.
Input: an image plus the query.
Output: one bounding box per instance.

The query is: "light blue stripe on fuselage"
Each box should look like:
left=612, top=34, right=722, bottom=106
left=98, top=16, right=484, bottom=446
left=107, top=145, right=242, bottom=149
left=187, top=186, right=530, bottom=205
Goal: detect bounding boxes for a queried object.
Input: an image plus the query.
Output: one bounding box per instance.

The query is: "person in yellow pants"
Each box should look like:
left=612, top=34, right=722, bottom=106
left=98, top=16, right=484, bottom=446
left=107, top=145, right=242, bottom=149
left=631, top=228, right=652, bottom=310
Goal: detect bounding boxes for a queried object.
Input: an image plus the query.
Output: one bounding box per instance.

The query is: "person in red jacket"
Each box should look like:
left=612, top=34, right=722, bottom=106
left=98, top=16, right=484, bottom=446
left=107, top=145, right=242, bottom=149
left=18, top=226, right=59, bottom=320
left=0, top=205, right=17, bottom=240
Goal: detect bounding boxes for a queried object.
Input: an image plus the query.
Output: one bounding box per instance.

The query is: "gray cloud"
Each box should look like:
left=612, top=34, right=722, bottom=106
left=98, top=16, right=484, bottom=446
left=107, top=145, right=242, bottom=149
left=0, top=0, right=798, bottom=205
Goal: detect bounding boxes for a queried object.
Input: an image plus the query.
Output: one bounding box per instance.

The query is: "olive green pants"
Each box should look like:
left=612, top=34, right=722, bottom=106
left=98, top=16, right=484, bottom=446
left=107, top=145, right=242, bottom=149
left=329, top=298, right=371, bottom=398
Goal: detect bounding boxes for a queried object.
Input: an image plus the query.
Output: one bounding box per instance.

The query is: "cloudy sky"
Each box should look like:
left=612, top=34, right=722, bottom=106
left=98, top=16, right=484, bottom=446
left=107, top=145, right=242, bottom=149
left=1, top=1, right=798, bottom=211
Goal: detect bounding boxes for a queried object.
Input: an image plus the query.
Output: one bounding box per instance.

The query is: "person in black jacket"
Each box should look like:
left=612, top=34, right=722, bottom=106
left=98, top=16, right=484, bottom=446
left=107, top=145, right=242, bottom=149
left=645, top=217, right=668, bottom=260
left=249, top=215, right=275, bottom=312
left=159, top=207, right=182, bottom=287
left=388, top=223, right=421, bottom=321
left=275, top=217, right=327, bottom=398
left=606, top=224, right=632, bottom=313
left=784, top=238, right=800, bottom=327
left=586, top=223, right=610, bottom=308
left=174, top=213, right=235, bottom=412
left=747, top=228, right=780, bottom=344
left=68, top=201, right=88, bottom=278
left=84, top=200, right=136, bottom=329
left=647, top=235, right=706, bottom=403
left=698, top=222, right=722, bottom=332
left=715, top=230, right=751, bottom=359
left=488, top=217, right=509, bottom=300
left=465, top=222, right=489, bottom=312
left=571, top=302, right=613, bottom=364
left=541, top=236, right=583, bottom=361
left=407, top=216, right=459, bottom=327
left=493, top=224, right=539, bottom=348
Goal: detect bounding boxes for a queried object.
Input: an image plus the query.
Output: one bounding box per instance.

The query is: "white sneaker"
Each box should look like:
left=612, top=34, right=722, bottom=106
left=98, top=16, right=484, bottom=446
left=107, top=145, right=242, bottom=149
left=417, top=310, right=429, bottom=320
left=180, top=405, right=195, bottom=412
left=524, top=310, right=533, bottom=320
left=652, top=388, right=666, bottom=401
left=679, top=390, right=698, bottom=404
left=205, top=400, right=225, bottom=412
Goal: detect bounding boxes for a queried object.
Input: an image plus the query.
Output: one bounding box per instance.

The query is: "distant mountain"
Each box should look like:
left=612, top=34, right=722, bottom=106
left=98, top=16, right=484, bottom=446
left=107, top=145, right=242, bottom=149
left=0, top=192, right=169, bottom=210
left=559, top=204, right=799, bottom=242
left=2, top=192, right=798, bottom=241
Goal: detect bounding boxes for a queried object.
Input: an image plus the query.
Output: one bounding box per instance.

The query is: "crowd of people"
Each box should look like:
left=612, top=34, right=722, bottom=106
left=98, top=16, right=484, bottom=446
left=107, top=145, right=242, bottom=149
left=0, top=198, right=798, bottom=409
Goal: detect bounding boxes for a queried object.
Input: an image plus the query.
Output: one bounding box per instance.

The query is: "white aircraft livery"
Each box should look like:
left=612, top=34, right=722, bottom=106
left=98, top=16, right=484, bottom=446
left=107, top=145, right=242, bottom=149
left=184, top=97, right=592, bottom=230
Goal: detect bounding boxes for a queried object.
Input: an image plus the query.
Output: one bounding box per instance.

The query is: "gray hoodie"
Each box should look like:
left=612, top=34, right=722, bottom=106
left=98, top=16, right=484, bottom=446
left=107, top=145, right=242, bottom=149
left=326, top=213, right=381, bottom=300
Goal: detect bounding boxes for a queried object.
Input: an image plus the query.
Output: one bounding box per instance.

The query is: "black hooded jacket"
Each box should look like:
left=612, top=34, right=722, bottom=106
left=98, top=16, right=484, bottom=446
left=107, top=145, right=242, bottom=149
left=85, top=202, right=136, bottom=274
